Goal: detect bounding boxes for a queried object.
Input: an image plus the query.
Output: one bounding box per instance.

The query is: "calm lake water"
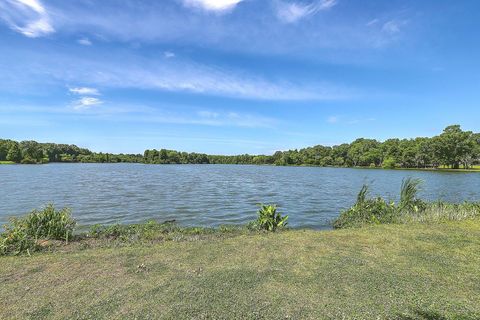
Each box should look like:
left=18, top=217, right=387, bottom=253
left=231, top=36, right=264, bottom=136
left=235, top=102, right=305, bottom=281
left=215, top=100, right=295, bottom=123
left=1, top=164, right=479, bottom=229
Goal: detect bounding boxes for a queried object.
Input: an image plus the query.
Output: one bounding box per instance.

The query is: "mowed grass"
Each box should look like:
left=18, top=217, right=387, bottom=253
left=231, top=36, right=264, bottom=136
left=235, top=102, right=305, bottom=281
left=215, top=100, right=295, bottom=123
left=0, top=161, right=15, bottom=165
left=1, top=220, right=480, bottom=319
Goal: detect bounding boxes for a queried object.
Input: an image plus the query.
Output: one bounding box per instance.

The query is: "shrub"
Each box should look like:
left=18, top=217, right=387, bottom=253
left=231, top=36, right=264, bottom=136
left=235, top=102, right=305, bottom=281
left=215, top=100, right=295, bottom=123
left=20, top=156, right=37, bottom=164
left=382, top=157, right=396, bottom=169
left=0, top=220, right=36, bottom=256
left=0, top=204, right=75, bottom=255
left=333, top=185, right=397, bottom=229
left=254, top=204, right=288, bottom=232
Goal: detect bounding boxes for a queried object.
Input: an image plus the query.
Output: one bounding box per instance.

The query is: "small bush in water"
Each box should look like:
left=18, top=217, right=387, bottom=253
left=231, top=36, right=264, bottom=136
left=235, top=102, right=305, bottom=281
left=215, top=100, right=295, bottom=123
left=254, top=204, right=288, bottom=232
left=0, top=204, right=76, bottom=255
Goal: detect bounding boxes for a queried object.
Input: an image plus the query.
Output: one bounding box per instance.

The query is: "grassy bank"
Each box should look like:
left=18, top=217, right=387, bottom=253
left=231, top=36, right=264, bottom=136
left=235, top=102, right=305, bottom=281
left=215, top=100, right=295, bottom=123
left=0, top=220, right=479, bottom=319
left=0, top=161, right=15, bottom=165
left=1, top=185, right=479, bottom=319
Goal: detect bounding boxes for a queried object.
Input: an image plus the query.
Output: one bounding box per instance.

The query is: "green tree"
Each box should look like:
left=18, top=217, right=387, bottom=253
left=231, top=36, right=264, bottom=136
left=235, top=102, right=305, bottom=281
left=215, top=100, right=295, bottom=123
left=437, top=125, right=475, bottom=169
left=0, top=139, right=8, bottom=161
left=348, top=139, right=381, bottom=167
left=6, top=143, right=22, bottom=163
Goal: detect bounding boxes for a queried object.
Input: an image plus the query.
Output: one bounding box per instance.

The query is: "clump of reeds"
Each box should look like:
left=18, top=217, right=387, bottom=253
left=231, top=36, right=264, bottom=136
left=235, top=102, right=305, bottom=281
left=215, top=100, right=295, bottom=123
left=333, top=178, right=480, bottom=228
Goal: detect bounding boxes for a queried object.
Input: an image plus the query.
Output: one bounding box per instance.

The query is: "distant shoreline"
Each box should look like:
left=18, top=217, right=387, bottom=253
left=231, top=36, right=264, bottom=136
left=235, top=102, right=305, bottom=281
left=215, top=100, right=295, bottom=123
left=3, top=160, right=479, bottom=173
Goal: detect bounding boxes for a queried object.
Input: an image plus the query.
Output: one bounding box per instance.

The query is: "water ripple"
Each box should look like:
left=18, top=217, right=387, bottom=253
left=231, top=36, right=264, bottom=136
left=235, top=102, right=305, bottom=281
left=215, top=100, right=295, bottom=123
left=0, top=164, right=479, bottom=229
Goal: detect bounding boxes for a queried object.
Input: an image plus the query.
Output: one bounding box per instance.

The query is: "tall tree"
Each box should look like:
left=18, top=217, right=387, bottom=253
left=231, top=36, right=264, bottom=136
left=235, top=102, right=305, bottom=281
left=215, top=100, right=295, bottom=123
left=437, top=125, right=474, bottom=169
left=6, top=143, right=22, bottom=163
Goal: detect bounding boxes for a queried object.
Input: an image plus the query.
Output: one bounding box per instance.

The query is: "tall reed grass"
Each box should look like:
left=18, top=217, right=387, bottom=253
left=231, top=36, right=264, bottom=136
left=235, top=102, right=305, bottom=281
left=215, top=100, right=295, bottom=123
left=333, top=178, right=480, bottom=228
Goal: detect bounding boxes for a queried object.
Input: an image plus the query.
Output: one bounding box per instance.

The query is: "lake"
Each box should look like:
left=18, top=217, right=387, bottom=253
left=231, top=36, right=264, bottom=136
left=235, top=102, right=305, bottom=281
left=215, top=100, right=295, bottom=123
left=1, top=163, right=479, bottom=229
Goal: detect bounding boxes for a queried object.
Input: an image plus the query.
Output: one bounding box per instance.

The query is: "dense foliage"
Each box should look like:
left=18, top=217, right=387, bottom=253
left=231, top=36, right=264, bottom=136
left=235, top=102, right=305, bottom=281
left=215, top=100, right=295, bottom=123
left=0, top=139, right=143, bottom=164
left=2, top=125, right=479, bottom=168
left=144, top=125, right=480, bottom=169
left=252, top=204, right=289, bottom=231
left=0, top=204, right=76, bottom=255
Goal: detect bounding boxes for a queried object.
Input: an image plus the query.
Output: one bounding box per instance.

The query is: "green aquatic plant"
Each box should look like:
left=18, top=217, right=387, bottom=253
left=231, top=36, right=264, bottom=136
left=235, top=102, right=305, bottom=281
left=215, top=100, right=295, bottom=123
left=254, top=204, right=288, bottom=232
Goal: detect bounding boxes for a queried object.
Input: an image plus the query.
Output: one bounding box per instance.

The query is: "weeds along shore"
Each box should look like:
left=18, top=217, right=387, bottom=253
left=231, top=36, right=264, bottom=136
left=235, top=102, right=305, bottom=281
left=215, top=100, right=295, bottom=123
left=1, top=178, right=480, bottom=256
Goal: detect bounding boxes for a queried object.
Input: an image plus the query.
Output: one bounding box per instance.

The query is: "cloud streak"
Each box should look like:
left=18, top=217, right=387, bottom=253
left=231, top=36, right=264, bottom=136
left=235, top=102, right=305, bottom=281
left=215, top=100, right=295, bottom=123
left=163, top=51, right=175, bottom=59
left=0, top=0, right=54, bottom=37
left=69, top=87, right=100, bottom=95
left=182, top=0, right=244, bottom=13
left=1, top=103, right=277, bottom=128
left=73, top=97, right=103, bottom=110
left=276, top=0, right=337, bottom=23
left=25, top=50, right=350, bottom=101
left=136, top=109, right=277, bottom=128
left=3, top=0, right=412, bottom=57
left=382, top=20, right=407, bottom=34
left=77, top=38, right=92, bottom=46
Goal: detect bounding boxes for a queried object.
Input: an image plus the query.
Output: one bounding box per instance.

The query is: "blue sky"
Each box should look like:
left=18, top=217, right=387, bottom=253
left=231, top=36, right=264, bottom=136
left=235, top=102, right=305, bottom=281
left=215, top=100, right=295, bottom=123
left=0, top=0, right=479, bottom=154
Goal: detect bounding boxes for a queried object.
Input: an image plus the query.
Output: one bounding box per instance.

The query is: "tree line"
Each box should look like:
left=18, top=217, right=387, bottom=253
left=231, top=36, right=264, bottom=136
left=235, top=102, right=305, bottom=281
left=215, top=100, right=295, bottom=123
left=0, top=140, right=143, bottom=164
left=144, top=125, right=480, bottom=169
left=2, top=125, right=479, bottom=169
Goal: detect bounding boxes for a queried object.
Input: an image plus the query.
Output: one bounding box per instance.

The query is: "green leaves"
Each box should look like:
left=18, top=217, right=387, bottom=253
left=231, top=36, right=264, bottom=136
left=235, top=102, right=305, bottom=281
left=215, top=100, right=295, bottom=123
left=0, top=204, right=76, bottom=255
left=399, top=178, right=425, bottom=213
left=254, top=204, right=288, bottom=232
left=356, top=184, right=369, bottom=204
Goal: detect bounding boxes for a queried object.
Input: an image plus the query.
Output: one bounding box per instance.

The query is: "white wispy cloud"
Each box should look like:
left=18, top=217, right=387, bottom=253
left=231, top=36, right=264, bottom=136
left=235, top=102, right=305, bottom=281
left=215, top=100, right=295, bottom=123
left=0, top=0, right=54, bottom=37
left=276, top=0, right=337, bottom=23
left=0, top=42, right=352, bottom=100
left=3, top=103, right=277, bottom=128
left=194, top=110, right=277, bottom=127
left=139, top=109, right=278, bottom=128
left=69, top=87, right=100, bottom=95
left=382, top=19, right=408, bottom=34
left=182, top=0, right=244, bottom=12
left=164, top=51, right=176, bottom=59
left=73, top=97, right=103, bottom=110
left=44, top=52, right=348, bottom=101
left=366, top=18, right=379, bottom=27
left=77, top=38, right=92, bottom=46
left=197, top=110, right=219, bottom=118
left=20, top=1, right=408, bottom=56
left=364, top=17, right=409, bottom=47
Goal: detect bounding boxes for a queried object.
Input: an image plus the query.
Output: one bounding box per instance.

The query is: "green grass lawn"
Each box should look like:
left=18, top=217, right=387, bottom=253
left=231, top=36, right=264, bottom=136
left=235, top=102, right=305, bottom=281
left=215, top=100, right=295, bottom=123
left=0, top=161, right=15, bottom=164
left=1, top=220, right=479, bottom=319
